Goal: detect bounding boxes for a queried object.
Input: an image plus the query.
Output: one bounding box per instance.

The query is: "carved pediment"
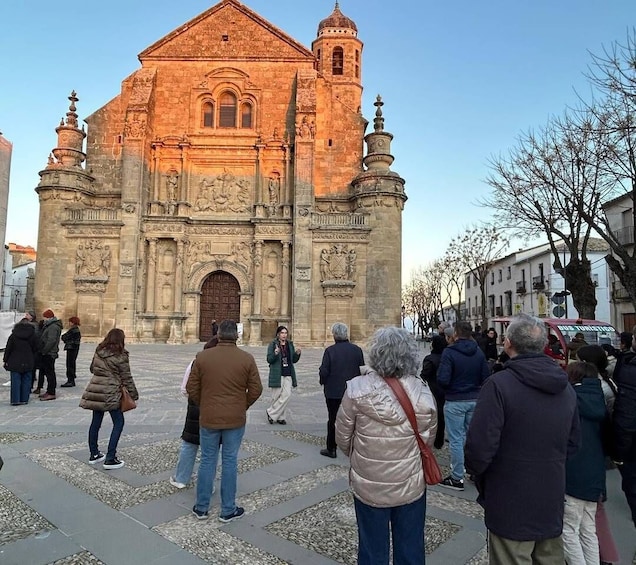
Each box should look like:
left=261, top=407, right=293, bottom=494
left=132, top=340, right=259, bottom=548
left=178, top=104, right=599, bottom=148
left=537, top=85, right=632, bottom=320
left=139, top=1, right=314, bottom=61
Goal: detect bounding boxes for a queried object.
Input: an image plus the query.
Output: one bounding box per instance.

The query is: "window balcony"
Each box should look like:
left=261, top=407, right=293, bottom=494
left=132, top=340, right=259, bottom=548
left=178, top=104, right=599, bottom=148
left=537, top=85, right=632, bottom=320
left=532, top=276, right=545, bottom=290
left=516, top=281, right=527, bottom=294
left=613, top=225, right=635, bottom=246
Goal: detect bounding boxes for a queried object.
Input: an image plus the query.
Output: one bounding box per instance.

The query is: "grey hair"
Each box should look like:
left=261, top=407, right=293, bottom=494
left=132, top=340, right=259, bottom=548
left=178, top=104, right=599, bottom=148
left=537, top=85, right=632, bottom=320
left=506, top=314, right=547, bottom=354
left=331, top=322, right=349, bottom=341
left=368, top=326, right=420, bottom=378
left=444, top=327, right=454, bottom=339
left=438, top=321, right=450, bottom=330
left=218, top=320, right=238, bottom=341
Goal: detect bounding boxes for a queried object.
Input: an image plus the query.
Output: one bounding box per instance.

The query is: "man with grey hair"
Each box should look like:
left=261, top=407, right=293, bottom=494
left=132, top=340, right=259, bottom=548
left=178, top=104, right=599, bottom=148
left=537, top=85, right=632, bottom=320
left=465, top=314, right=580, bottom=564
left=319, top=322, right=365, bottom=458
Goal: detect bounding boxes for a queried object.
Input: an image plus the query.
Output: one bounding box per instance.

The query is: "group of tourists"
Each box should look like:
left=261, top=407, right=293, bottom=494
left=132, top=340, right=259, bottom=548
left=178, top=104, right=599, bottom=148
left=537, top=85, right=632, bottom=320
left=417, top=315, right=636, bottom=565
left=6, top=309, right=635, bottom=564
left=3, top=309, right=81, bottom=404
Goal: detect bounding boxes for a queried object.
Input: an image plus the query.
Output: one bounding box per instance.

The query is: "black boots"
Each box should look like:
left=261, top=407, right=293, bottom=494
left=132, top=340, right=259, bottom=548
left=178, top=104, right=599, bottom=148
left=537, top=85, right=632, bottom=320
left=61, top=381, right=75, bottom=388
left=320, top=448, right=337, bottom=459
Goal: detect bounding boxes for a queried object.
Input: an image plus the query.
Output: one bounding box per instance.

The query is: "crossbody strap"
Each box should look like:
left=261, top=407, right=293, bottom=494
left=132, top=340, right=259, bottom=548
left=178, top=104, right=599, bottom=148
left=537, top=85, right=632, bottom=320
left=384, top=377, right=427, bottom=452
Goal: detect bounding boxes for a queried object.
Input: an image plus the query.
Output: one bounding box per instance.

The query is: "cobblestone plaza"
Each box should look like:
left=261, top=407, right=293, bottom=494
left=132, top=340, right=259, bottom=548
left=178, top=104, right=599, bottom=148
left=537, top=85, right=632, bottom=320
left=1, top=343, right=634, bottom=564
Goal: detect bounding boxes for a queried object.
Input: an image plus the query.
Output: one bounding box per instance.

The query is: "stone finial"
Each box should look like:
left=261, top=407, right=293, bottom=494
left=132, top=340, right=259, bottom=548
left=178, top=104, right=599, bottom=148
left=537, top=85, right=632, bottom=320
left=65, top=90, right=79, bottom=128
left=373, top=95, right=384, bottom=133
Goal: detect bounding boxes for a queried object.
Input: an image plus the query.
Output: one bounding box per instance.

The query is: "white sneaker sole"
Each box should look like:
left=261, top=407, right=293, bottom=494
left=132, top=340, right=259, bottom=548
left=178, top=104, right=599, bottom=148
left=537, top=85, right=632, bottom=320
left=103, top=461, right=125, bottom=470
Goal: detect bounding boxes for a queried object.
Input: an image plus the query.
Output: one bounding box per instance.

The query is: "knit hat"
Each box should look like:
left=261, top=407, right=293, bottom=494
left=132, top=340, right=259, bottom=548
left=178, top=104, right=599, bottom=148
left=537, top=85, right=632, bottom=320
left=42, top=309, right=55, bottom=319
left=69, top=316, right=80, bottom=325
left=26, top=311, right=37, bottom=321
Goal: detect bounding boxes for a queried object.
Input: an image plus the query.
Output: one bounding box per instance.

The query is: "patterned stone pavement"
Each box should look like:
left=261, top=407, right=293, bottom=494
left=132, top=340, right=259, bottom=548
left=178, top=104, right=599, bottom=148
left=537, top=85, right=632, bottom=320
left=0, top=342, right=634, bottom=565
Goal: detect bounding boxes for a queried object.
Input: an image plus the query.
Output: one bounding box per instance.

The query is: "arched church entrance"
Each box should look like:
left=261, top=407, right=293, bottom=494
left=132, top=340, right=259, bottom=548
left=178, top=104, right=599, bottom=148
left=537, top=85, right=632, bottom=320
left=199, top=271, right=240, bottom=341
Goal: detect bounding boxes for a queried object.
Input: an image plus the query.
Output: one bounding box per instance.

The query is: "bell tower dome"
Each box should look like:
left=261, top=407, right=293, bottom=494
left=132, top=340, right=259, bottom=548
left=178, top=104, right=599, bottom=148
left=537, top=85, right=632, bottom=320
left=312, top=2, right=363, bottom=87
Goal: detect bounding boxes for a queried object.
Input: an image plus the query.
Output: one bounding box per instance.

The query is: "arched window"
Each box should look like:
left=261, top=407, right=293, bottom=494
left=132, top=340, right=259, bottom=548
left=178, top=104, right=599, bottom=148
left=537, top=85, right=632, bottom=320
left=240, top=102, right=253, bottom=128
left=332, top=46, right=344, bottom=75
left=219, top=92, right=237, bottom=127
left=202, top=101, right=214, bottom=128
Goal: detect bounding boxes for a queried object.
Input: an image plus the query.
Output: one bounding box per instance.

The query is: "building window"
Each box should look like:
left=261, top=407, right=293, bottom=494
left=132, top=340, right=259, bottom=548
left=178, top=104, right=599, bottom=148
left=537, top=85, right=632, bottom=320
left=498, top=269, right=502, bottom=282
left=490, top=271, right=495, bottom=285
left=507, top=266, right=511, bottom=280
left=240, top=102, right=253, bottom=128
left=219, top=92, right=237, bottom=127
left=332, top=46, right=344, bottom=75
left=202, top=101, right=214, bottom=128
left=466, top=275, right=471, bottom=289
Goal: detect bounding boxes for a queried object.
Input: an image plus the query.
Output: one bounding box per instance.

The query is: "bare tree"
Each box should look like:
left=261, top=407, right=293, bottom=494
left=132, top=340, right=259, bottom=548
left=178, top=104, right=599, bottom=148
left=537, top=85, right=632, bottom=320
left=575, top=31, right=636, bottom=310
left=439, top=247, right=468, bottom=321
left=484, top=112, right=613, bottom=319
left=448, top=225, right=509, bottom=329
left=403, top=265, right=446, bottom=336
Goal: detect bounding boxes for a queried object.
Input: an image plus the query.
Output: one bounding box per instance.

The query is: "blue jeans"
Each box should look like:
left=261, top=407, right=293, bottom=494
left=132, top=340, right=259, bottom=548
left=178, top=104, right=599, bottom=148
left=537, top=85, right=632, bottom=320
left=444, top=400, right=476, bottom=481
left=195, top=426, right=245, bottom=516
left=88, top=409, right=124, bottom=461
left=10, top=371, right=32, bottom=404
left=354, top=494, right=426, bottom=565
left=174, top=439, right=199, bottom=484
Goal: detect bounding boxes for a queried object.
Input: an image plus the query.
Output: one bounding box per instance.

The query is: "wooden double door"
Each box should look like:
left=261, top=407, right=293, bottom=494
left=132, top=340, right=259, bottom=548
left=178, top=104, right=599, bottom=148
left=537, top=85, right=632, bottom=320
left=199, top=271, right=240, bottom=341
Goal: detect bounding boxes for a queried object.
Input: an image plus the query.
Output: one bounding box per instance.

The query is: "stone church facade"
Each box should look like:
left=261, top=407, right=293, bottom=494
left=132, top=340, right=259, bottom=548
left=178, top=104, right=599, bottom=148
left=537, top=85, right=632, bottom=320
left=34, top=0, right=406, bottom=345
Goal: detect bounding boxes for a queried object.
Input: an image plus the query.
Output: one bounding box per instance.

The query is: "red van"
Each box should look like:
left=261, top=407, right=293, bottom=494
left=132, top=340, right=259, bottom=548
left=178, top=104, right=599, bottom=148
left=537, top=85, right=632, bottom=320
left=492, top=317, right=619, bottom=364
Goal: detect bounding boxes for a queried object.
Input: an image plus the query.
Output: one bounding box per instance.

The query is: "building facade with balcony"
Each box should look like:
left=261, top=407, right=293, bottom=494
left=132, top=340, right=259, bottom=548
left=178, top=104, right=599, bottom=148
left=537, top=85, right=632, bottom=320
left=602, top=192, right=636, bottom=332
left=464, top=239, right=611, bottom=337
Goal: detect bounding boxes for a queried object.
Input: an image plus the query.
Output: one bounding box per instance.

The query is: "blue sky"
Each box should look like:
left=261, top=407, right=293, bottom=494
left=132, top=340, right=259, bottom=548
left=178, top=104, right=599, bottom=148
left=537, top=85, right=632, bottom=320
left=0, top=0, right=632, bottom=277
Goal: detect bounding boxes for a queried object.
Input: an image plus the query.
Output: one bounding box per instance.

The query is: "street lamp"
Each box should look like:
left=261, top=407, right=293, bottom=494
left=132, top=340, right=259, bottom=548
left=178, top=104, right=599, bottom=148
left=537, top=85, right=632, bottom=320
left=401, top=305, right=405, bottom=328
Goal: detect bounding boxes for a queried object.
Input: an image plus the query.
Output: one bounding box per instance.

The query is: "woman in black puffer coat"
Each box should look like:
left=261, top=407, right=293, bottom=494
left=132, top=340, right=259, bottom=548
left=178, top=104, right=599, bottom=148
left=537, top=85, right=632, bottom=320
left=4, top=321, right=38, bottom=405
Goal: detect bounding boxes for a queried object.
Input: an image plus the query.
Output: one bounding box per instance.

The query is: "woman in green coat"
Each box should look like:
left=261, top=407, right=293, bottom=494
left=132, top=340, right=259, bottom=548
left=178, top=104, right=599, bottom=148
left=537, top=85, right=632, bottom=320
left=266, top=326, right=301, bottom=425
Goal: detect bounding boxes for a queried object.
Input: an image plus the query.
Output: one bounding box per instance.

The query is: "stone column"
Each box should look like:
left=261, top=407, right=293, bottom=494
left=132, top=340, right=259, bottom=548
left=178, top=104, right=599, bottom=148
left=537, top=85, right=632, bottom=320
left=151, top=144, right=159, bottom=202
left=281, top=241, right=290, bottom=317
left=146, top=238, right=157, bottom=312
left=253, top=241, right=263, bottom=314
left=174, top=239, right=185, bottom=312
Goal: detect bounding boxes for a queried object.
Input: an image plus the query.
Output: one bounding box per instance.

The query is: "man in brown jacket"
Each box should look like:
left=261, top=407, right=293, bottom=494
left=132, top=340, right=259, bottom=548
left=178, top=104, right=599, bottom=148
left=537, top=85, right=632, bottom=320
left=187, top=320, right=263, bottom=521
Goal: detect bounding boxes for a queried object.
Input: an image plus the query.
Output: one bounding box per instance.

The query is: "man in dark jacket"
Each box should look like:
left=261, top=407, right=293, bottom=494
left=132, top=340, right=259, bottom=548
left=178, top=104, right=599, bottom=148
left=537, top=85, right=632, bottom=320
left=437, top=321, right=490, bottom=490
left=39, top=309, right=63, bottom=401
left=465, top=313, right=581, bottom=564
left=318, top=322, right=364, bottom=458
left=612, top=332, right=636, bottom=527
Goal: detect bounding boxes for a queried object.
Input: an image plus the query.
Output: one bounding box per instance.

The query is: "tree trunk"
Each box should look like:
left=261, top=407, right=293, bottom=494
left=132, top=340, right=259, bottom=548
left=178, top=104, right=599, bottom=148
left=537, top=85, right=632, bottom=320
left=565, top=258, right=597, bottom=319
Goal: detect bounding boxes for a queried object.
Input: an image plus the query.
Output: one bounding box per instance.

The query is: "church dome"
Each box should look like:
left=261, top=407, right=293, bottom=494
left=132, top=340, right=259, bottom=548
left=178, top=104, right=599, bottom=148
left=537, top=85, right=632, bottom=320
left=317, top=2, right=358, bottom=37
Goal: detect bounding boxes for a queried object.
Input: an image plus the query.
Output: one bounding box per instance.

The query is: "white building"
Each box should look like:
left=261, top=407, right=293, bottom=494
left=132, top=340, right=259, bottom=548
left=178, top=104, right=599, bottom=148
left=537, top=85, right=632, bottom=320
left=465, top=239, right=611, bottom=336
left=1, top=245, right=35, bottom=311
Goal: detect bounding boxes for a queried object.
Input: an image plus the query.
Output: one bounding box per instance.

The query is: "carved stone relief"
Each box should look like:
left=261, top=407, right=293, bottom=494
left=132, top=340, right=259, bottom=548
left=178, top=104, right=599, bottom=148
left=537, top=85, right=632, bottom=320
left=295, top=116, right=315, bottom=139
left=194, top=170, right=250, bottom=213
left=76, top=240, right=111, bottom=277
left=124, top=113, right=146, bottom=139
left=320, top=244, right=357, bottom=282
